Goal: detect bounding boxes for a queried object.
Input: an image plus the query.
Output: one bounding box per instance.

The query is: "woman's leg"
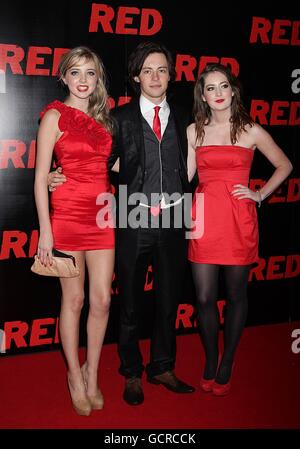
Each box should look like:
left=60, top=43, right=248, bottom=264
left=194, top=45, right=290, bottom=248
left=191, top=263, right=220, bottom=380
left=216, top=265, right=250, bottom=384
left=84, top=249, right=115, bottom=398
left=59, top=251, right=88, bottom=408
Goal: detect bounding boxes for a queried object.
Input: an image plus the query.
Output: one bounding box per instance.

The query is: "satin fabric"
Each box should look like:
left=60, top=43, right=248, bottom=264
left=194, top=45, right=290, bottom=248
left=40, top=100, right=115, bottom=251
left=152, top=105, right=161, bottom=140
left=188, top=145, right=258, bottom=265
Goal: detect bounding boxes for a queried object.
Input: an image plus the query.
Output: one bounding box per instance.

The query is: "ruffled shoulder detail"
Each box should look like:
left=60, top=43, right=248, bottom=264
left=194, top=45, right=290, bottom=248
left=58, top=104, right=112, bottom=145
left=40, top=101, right=112, bottom=147
left=40, top=100, right=65, bottom=120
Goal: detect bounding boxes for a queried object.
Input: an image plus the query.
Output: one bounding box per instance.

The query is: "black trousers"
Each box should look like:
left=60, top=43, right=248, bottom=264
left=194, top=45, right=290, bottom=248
left=117, top=206, right=187, bottom=378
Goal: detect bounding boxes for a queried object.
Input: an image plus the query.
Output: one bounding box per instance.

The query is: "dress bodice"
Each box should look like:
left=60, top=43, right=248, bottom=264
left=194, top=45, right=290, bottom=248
left=196, top=145, right=254, bottom=185
left=40, top=100, right=112, bottom=180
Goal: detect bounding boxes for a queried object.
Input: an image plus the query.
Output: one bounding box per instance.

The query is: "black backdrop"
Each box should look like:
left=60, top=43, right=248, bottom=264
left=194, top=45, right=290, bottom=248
left=0, top=1, right=299, bottom=355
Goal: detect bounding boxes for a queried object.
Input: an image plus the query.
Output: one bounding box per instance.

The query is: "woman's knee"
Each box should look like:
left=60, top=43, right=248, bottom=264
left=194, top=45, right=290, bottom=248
left=63, top=291, right=85, bottom=312
left=89, top=291, right=111, bottom=316
left=196, top=291, right=216, bottom=308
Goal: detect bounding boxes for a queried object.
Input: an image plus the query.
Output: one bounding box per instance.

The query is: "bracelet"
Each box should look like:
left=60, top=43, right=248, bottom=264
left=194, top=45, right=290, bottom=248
left=256, top=190, right=262, bottom=208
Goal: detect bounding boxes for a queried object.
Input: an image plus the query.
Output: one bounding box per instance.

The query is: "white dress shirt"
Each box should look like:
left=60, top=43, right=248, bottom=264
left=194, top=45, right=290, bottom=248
left=140, top=95, right=170, bottom=137
left=139, top=95, right=183, bottom=209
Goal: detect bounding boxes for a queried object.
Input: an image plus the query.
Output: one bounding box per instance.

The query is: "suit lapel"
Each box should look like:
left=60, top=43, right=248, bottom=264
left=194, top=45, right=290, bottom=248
left=128, top=99, right=187, bottom=176
left=129, top=99, right=145, bottom=172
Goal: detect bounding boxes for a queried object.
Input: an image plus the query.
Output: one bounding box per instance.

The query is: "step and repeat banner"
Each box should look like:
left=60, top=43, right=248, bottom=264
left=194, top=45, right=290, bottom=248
left=0, top=1, right=299, bottom=355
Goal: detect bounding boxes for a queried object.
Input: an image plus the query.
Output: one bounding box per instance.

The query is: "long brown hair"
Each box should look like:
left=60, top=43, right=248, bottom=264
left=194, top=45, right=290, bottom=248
left=193, top=63, right=254, bottom=145
left=58, top=46, right=113, bottom=133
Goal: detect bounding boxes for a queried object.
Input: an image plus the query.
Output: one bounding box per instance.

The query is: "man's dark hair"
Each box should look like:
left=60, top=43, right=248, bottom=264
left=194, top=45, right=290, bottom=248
left=128, top=41, right=176, bottom=93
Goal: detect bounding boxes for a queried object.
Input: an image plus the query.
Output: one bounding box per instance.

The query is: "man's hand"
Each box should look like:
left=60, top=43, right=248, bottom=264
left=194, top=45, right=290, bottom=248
left=47, top=167, right=66, bottom=192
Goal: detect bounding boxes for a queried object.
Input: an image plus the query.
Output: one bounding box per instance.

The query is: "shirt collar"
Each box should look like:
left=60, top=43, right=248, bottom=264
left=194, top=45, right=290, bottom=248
left=140, top=95, right=168, bottom=115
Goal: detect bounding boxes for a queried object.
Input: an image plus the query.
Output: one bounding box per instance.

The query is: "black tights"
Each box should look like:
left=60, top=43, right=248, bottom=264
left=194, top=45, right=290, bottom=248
left=191, top=263, right=250, bottom=384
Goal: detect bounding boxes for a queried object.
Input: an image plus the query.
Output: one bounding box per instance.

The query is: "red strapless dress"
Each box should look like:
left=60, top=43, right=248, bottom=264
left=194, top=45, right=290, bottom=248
left=40, top=100, right=115, bottom=251
left=188, top=145, right=258, bottom=265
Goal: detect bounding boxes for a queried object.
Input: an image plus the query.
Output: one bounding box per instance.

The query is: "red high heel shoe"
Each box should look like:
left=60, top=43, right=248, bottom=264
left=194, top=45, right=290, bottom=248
left=200, top=356, right=221, bottom=392
left=200, top=377, right=215, bottom=392
left=212, top=360, right=235, bottom=396
left=212, top=380, right=231, bottom=396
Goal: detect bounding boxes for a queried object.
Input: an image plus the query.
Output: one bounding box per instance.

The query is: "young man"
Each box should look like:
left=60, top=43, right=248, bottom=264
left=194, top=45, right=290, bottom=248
left=108, top=42, right=195, bottom=405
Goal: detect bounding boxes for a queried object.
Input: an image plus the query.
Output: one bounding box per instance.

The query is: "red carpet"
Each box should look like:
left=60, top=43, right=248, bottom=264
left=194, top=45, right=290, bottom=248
left=0, top=322, right=299, bottom=429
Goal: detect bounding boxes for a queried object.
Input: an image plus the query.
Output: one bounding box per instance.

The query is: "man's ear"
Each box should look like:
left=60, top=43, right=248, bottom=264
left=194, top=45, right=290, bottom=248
left=134, top=76, right=140, bottom=83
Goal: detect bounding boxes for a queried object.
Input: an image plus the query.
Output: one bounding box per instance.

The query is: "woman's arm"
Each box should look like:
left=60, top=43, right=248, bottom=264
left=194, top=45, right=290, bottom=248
left=252, top=124, right=293, bottom=201
left=34, top=109, right=60, bottom=265
left=187, top=123, right=197, bottom=183
left=232, top=123, right=293, bottom=203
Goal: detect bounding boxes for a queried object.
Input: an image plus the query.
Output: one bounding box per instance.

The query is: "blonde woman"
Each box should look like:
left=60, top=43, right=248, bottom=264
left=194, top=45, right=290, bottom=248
left=34, top=46, right=115, bottom=415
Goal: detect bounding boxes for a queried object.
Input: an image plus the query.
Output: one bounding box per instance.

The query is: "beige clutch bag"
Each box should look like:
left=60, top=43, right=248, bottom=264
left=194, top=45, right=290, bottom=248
left=31, top=249, right=80, bottom=278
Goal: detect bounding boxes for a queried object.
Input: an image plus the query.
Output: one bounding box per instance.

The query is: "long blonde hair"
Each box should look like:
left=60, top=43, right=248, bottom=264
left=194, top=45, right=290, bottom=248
left=58, top=46, right=113, bottom=133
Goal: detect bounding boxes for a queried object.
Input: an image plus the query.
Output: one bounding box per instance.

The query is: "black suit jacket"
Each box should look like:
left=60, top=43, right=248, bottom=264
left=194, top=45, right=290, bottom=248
left=108, top=98, right=191, bottom=197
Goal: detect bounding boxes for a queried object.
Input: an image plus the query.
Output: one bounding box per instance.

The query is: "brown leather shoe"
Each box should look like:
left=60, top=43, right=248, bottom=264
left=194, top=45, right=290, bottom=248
left=123, top=377, right=144, bottom=406
left=147, top=371, right=195, bottom=393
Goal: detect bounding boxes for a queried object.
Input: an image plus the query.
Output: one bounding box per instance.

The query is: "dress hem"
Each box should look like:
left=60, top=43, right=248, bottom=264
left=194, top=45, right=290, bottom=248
left=188, top=256, right=258, bottom=266
left=54, top=245, right=115, bottom=251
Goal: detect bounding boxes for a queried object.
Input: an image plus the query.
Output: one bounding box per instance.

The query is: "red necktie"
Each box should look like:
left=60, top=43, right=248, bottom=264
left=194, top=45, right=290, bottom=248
left=153, top=105, right=161, bottom=140
left=150, top=106, right=161, bottom=216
